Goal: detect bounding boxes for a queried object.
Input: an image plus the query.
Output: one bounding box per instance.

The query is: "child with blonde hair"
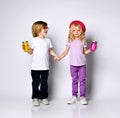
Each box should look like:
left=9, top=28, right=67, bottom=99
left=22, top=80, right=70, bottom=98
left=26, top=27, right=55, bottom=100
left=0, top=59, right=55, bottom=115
left=22, top=21, right=59, bottom=106
left=58, top=20, right=97, bottom=105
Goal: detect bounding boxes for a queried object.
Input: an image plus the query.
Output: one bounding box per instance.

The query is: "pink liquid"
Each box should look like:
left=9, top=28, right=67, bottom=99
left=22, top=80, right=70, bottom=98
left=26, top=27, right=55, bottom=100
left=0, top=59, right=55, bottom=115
left=90, top=41, right=97, bottom=51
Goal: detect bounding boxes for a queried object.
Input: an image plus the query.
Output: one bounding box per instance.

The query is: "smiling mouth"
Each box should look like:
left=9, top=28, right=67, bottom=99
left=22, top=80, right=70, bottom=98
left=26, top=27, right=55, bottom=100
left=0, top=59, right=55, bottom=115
left=44, top=31, right=48, bottom=34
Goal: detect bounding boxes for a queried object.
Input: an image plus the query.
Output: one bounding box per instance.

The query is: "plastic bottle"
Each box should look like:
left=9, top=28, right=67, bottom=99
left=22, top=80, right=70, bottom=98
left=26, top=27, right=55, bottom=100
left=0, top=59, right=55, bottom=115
left=22, top=41, right=29, bottom=52
left=90, top=40, right=97, bottom=51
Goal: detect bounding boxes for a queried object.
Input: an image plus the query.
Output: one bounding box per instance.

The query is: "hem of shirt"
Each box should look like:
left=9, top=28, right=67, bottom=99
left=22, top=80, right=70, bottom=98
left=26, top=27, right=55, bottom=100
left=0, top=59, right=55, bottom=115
left=31, top=68, right=49, bottom=70
left=70, top=64, right=86, bottom=67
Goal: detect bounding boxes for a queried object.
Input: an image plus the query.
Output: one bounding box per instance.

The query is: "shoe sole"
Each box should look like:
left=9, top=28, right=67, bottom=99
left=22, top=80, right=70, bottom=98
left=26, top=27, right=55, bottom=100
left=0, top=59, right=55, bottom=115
left=80, top=102, right=88, bottom=105
left=33, top=104, right=40, bottom=107
left=67, top=101, right=76, bottom=104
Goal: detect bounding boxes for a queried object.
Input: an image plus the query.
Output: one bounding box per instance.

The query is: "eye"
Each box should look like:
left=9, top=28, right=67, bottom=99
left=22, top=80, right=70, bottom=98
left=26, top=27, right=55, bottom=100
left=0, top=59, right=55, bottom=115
left=43, top=26, right=48, bottom=29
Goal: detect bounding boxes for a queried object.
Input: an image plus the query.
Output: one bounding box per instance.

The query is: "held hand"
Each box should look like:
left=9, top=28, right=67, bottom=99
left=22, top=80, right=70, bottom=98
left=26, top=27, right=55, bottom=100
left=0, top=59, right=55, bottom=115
left=54, top=56, right=61, bottom=61
left=90, top=41, right=97, bottom=52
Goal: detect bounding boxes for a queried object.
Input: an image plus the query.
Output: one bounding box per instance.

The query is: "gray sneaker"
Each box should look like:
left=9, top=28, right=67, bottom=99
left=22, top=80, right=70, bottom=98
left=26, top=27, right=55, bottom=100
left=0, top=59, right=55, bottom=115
left=80, top=96, right=88, bottom=105
left=42, top=99, right=49, bottom=105
left=33, top=98, right=40, bottom=106
left=67, top=96, right=77, bottom=104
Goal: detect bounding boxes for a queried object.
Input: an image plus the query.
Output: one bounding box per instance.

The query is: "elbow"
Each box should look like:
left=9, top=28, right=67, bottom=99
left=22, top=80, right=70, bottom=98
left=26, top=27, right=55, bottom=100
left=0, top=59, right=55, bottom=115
left=29, top=52, right=33, bottom=55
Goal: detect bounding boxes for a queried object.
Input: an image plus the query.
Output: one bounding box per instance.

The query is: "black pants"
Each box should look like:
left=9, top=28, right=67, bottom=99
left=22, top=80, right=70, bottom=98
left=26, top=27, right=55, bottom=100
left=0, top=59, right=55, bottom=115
left=31, top=70, right=49, bottom=99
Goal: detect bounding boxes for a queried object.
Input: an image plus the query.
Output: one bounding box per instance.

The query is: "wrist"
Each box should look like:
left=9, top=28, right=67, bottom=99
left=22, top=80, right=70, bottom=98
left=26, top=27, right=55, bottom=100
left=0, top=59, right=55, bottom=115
left=59, top=56, right=62, bottom=59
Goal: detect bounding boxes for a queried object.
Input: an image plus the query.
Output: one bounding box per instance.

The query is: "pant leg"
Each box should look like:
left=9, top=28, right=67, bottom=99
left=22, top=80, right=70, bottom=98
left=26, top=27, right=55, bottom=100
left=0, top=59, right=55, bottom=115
left=70, top=65, right=79, bottom=97
left=31, top=70, right=41, bottom=99
left=40, top=70, right=49, bottom=99
left=78, top=65, right=86, bottom=97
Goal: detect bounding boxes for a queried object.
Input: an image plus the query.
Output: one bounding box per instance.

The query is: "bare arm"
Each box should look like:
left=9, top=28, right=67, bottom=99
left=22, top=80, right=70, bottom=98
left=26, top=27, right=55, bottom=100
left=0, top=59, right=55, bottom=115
left=59, top=46, right=70, bottom=60
left=83, top=48, right=91, bottom=55
left=49, top=48, right=59, bottom=58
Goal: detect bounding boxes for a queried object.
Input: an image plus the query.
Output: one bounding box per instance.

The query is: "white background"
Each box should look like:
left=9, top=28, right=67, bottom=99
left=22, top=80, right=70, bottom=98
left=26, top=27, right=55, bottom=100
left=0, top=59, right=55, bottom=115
left=0, top=0, right=120, bottom=101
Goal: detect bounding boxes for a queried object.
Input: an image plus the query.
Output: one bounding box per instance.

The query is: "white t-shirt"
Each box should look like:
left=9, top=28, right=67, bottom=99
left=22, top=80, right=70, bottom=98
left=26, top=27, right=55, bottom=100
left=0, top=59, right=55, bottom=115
left=30, top=37, right=53, bottom=70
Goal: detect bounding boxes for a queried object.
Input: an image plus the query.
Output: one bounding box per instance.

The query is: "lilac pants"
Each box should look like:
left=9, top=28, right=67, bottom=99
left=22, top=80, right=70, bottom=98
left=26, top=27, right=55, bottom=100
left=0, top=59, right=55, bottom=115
left=70, top=65, right=86, bottom=97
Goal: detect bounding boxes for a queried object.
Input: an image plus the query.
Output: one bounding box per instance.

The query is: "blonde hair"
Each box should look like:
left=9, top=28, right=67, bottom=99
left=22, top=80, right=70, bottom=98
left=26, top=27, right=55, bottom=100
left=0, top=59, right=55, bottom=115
left=32, top=21, right=47, bottom=37
left=68, top=24, right=86, bottom=44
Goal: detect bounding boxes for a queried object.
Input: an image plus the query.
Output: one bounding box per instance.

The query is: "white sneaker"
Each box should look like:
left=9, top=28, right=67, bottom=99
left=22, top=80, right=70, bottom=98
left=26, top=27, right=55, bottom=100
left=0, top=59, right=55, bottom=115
left=67, top=96, right=77, bottom=104
left=80, top=96, right=88, bottom=105
left=33, top=98, right=40, bottom=106
left=42, top=99, right=49, bottom=105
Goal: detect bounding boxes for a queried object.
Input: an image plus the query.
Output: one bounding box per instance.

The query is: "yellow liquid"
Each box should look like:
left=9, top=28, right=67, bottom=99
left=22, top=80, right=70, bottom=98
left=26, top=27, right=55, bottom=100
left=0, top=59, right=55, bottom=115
left=22, top=41, right=29, bottom=52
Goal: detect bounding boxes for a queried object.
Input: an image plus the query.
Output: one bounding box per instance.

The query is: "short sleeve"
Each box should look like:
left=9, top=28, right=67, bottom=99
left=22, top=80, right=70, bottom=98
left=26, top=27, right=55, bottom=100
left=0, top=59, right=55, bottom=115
left=48, top=39, right=53, bottom=48
left=66, top=41, right=71, bottom=47
left=83, top=42, right=87, bottom=48
left=84, top=44, right=87, bottom=48
left=30, top=39, right=35, bottom=49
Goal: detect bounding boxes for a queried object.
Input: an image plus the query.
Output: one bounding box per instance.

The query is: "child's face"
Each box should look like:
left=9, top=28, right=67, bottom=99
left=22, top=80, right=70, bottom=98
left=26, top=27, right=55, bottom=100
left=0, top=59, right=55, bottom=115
left=39, top=26, right=48, bottom=37
left=72, top=26, right=82, bottom=38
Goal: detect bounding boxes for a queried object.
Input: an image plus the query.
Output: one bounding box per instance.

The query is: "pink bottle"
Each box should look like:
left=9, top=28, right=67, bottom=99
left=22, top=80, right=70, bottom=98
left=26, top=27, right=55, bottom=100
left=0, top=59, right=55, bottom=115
left=90, top=40, right=97, bottom=51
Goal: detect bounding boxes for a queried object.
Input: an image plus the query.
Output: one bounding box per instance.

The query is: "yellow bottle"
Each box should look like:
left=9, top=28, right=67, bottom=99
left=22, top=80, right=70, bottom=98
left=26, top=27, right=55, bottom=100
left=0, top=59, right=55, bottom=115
left=22, top=41, right=30, bottom=52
